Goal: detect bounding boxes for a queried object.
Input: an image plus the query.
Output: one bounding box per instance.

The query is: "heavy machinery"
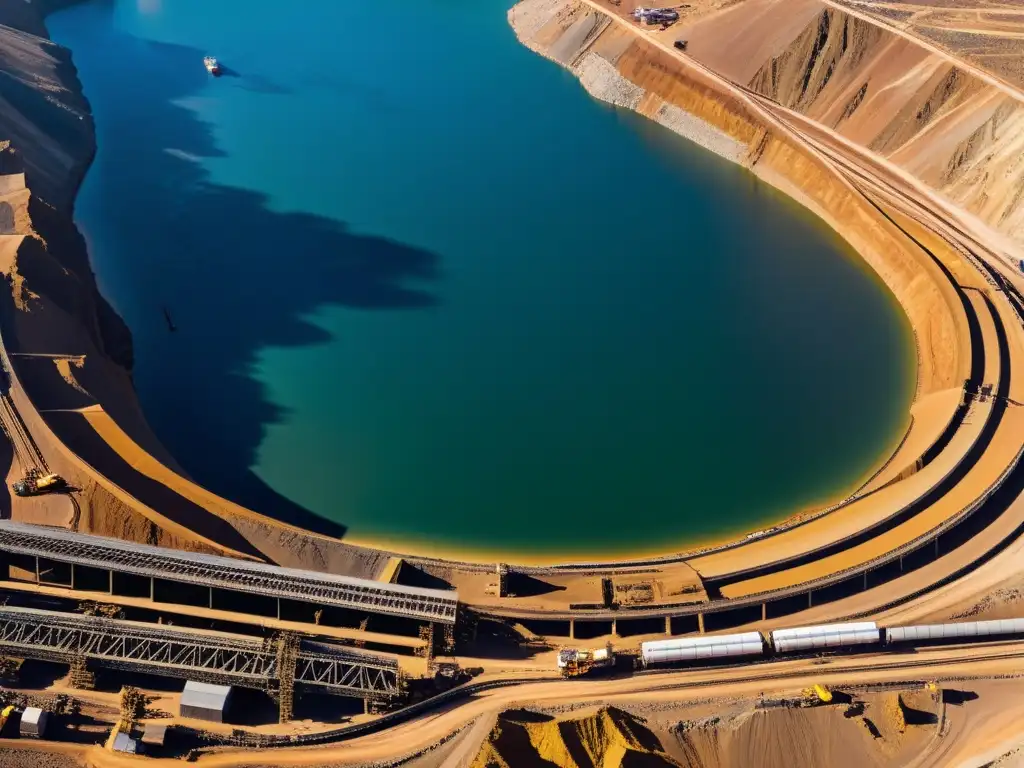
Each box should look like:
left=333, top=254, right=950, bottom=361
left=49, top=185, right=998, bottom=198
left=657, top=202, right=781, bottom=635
left=0, top=705, right=15, bottom=737
left=800, top=684, right=833, bottom=705
left=632, top=7, right=679, bottom=25
left=12, top=470, right=65, bottom=497
left=557, top=644, right=615, bottom=678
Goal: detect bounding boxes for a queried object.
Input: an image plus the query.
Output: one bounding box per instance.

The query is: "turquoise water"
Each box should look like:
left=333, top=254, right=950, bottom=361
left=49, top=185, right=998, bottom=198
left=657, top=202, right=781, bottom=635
left=48, top=0, right=915, bottom=560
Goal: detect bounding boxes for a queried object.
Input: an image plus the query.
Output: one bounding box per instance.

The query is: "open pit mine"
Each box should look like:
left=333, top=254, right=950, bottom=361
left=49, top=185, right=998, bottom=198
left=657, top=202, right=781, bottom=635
left=3, top=0, right=1024, bottom=765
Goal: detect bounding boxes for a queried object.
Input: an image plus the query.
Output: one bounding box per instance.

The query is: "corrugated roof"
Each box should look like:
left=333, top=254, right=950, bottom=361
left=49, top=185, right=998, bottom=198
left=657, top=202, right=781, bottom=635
left=181, top=681, right=231, bottom=711
left=142, top=723, right=167, bottom=745
left=113, top=733, right=139, bottom=753
left=21, top=707, right=44, bottom=725
left=0, top=520, right=458, bottom=623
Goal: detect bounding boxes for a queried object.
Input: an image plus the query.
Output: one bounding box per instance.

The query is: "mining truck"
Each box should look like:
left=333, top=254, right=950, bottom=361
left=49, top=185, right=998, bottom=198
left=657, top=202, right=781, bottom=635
left=633, top=7, right=679, bottom=25
left=12, top=471, right=66, bottom=497
left=557, top=644, right=615, bottom=678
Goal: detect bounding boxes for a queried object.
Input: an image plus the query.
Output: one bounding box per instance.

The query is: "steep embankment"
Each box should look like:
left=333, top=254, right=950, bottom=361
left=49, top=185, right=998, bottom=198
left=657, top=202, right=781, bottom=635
left=0, top=0, right=390, bottom=575
left=512, top=0, right=1024, bottom=256
left=698, top=2, right=1024, bottom=245
left=507, top=0, right=981, bottom=549
left=0, top=0, right=1007, bottom=574
left=508, top=0, right=971, bottom=410
left=0, top=0, right=198, bottom=548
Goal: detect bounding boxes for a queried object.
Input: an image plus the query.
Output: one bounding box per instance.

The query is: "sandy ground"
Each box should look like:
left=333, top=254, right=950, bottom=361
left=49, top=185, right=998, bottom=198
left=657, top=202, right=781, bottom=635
left=4, top=0, right=1024, bottom=762
left=0, top=0, right=1004, bottom=619
left=49, top=642, right=1024, bottom=767
left=0, top=0, right=1018, bottom=635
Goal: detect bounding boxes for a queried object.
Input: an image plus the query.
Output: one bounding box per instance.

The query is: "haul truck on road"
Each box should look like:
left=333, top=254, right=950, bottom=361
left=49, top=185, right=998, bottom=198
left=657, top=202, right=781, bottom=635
left=558, top=644, right=615, bottom=678
left=633, top=7, right=679, bottom=25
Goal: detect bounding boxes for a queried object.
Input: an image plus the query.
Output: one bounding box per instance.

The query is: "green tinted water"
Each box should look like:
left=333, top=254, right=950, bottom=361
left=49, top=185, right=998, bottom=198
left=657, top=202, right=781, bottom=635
left=48, top=0, right=915, bottom=560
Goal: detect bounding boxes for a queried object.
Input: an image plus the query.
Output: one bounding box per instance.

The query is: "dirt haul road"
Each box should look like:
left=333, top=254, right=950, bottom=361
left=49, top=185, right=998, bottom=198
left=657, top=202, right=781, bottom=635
left=76, top=642, right=1024, bottom=767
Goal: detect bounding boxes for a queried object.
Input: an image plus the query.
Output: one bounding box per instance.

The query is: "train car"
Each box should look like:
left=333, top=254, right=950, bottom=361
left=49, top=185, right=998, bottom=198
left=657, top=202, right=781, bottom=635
left=886, top=618, right=1024, bottom=644
left=770, top=622, right=879, bottom=653
left=642, top=632, right=764, bottom=666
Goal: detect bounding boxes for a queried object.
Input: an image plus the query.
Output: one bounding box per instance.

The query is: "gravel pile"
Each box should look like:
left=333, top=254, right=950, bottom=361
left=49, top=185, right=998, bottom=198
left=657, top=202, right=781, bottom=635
left=574, top=52, right=645, bottom=110
left=655, top=102, right=745, bottom=163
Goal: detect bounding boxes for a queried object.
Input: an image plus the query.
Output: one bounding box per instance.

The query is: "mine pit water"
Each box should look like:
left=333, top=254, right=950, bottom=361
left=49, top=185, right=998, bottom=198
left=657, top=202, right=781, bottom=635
left=49, top=0, right=915, bottom=561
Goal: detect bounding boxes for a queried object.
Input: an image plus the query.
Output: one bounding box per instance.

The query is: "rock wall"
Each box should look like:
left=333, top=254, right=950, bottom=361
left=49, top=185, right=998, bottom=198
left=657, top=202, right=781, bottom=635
left=678, top=0, right=1024, bottom=248
left=0, top=0, right=392, bottom=576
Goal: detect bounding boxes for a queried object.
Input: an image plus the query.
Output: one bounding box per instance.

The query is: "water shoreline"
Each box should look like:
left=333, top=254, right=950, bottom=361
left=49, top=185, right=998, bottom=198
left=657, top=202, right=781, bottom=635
left=0, top=0, right=969, bottom=570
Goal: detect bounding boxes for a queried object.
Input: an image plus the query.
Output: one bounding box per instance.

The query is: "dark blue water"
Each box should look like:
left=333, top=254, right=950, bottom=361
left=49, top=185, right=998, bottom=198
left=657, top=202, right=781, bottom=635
left=48, top=0, right=915, bottom=560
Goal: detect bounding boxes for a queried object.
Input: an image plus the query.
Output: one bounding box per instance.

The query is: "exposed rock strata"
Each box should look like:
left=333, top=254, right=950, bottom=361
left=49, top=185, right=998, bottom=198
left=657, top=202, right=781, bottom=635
left=673, top=0, right=1024, bottom=249
left=0, top=0, right=1010, bottom=574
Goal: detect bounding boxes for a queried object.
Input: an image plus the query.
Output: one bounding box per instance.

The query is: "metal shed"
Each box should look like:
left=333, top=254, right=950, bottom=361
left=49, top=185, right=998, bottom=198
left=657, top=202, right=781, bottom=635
left=771, top=622, right=879, bottom=653
left=180, top=681, right=233, bottom=723
left=19, top=707, right=49, bottom=738
left=642, top=632, right=764, bottom=666
left=141, top=722, right=168, bottom=748
left=112, top=732, right=140, bottom=754
left=887, top=618, right=1024, bottom=644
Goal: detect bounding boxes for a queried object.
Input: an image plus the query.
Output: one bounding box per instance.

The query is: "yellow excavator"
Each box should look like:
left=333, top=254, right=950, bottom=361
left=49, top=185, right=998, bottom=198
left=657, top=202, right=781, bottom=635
left=801, top=684, right=833, bottom=704
left=12, top=470, right=65, bottom=497
left=0, top=704, right=16, bottom=735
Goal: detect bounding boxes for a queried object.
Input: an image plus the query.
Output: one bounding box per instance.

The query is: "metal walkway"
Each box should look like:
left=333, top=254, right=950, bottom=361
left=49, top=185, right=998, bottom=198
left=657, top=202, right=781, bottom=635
left=0, top=606, right=401, bottom=698
left=0, top=521, right=457, bottom=624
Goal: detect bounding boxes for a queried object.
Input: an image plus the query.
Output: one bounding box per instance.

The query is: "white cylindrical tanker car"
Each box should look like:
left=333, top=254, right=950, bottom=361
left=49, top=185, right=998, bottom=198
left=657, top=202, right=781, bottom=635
left=641, top=632, right=764, bottom=666
left=886, top=618, right=1024, bottom=644
left=770, top=622, right=880, bottom=653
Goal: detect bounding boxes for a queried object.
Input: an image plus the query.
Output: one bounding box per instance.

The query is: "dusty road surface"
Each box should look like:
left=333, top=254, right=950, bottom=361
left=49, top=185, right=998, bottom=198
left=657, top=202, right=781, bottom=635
left=52, top=642, right=1024, bottom=767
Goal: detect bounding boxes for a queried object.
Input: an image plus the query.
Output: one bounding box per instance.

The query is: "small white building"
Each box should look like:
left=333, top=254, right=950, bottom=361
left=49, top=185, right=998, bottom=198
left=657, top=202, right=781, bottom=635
left=20, top=707, right=49, bottom=738
left=112, top=732, right=140, bottom=754
left=180, top=681, right=233, bottom=723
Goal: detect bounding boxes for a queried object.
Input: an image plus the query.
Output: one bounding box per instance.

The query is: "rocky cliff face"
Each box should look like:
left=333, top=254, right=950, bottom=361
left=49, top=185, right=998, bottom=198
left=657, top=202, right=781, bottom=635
left=0, top=1, right=394, bottom=575
left=0, top=0, right=223, bottom=554
left=0, top=0, right=134, bottom=372
left=735, top=5, right=1024, bottom=244
left=511, top=0, right=1024, bottom=255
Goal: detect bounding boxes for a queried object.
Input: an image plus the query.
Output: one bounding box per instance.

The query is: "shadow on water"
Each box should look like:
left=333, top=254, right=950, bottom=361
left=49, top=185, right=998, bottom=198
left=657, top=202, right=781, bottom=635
left=70, top=22, right=441, bottom=539
left=213, top=64, right=240, bottom=78
left=208, top=61, right=293, bottom=95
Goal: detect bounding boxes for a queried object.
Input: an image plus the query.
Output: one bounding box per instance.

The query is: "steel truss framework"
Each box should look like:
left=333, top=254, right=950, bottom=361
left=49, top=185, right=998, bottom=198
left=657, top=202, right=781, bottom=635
left=0, top=607, right=401, bottom=698
left=0, top=520, right=457, bottom=623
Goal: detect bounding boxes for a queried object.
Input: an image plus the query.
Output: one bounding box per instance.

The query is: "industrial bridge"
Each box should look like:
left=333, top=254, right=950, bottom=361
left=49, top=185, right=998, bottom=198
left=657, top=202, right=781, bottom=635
left=0, top=521, right=457, bottom=624
left=0, top=606, right=402, bottom=699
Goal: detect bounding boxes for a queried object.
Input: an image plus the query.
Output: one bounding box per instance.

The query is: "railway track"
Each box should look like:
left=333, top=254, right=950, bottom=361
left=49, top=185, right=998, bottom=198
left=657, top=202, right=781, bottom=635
left=633, top=645, right=1024, bottom=693
left=0, top=392, right=46, bottom=474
